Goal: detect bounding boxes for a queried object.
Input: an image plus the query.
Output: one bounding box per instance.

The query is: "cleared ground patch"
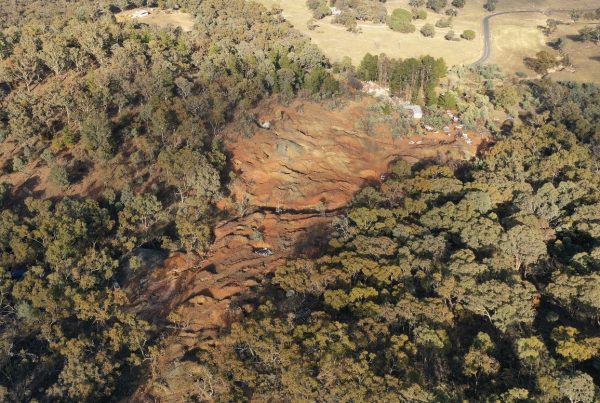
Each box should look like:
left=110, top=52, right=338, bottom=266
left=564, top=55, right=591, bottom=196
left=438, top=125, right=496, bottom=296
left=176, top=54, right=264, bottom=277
left=115, top=8, right=195, bottom=32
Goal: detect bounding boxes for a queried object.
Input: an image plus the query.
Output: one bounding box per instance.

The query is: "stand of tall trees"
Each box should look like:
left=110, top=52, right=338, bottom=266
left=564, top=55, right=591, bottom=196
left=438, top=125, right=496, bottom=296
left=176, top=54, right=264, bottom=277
left=358, top=53, right=447, bottom=105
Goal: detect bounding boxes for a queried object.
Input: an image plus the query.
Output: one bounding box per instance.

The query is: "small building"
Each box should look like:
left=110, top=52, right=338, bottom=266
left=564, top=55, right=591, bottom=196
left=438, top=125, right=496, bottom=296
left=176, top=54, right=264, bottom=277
left=131, top=10, right=150, bottom=19
left=330, top=7, right=342, bottom=16
left=403, top=104, right=423, bottom=119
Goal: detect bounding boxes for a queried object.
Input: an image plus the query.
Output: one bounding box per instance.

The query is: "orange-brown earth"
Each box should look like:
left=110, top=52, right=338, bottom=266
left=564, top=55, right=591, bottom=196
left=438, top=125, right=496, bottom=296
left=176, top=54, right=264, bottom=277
left=131, top=97, right=484, bottom=401
left=228, top=98, right=484, bottom=211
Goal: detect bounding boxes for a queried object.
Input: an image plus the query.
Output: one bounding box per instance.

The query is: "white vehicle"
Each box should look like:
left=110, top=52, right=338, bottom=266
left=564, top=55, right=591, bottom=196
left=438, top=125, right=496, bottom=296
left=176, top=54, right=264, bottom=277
left=416, top=140, right=423, bottom=145
left=409, top=141, right=415, bottom=145
left=254, top=248, right=273, bottom=257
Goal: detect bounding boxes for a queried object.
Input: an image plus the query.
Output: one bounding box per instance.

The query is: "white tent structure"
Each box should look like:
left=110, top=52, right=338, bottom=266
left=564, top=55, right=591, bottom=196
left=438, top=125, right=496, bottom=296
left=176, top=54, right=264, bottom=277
left=403, top=104, right=423, bottom=119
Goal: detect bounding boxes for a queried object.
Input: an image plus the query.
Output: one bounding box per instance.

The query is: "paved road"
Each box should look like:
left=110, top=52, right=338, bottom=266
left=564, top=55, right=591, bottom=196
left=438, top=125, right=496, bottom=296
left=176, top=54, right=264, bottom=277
left=473, top=8, right=597, bottom=65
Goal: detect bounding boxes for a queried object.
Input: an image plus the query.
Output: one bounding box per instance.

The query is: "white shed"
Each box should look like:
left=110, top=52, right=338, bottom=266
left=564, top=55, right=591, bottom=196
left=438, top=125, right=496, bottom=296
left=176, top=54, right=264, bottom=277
left=131, top=10, right=150, bottom=19
left=403, top=104, right=423, bottom=119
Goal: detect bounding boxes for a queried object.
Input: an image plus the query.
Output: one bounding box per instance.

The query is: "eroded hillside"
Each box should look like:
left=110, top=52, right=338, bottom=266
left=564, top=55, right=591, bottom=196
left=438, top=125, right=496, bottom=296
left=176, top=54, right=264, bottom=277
left=131, top=98, right=482, bottom=401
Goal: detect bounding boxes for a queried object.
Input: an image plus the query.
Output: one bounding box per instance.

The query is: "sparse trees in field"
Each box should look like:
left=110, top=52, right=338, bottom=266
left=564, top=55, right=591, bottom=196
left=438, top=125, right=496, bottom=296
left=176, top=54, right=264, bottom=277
left=412, top=9, right=428, bottom=20
left=421, top=23, right=436, bottom=37
left=578, top=25, right=600, bottom=44
left=436, top=17, right=453, bottom=28
left=427, top=0, right=447, bottom=13
left=524, top=50, right=560, bottom=74
left=484, top=0, right=498, bottom=12
left=461, top=29, right=476, bottom=40
left=387, top=8, right=416, bottom=33
left=409, top=0, right=426, bottom=7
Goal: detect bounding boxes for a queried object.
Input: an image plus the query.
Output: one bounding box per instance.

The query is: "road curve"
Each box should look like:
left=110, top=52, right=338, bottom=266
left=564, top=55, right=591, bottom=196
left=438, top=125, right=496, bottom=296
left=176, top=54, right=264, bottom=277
left=473, top=8, right=597, bottom=65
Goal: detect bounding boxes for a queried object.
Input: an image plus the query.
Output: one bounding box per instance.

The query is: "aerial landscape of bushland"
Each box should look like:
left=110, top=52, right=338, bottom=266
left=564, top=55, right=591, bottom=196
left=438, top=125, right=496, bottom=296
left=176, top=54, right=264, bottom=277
left=0, top=0, right=600, bottom=401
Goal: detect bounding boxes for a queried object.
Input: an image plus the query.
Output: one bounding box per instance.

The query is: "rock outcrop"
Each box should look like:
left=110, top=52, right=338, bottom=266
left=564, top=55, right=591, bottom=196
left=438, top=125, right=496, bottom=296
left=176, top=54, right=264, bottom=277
left=228, top=98, right=481, bottom=210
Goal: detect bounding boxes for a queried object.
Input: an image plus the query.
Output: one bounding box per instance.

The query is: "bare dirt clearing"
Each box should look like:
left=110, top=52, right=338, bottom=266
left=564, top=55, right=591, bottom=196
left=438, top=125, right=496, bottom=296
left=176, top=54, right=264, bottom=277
left=132, top=97, right=484, bottom=400
left=115, top=8, right=195, bottom=32
left=227, top=98, right=482, bottom=211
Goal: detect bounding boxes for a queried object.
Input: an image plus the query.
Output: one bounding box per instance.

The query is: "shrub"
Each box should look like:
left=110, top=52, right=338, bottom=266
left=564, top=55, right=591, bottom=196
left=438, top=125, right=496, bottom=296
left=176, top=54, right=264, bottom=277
left=413, top=9, right=428, bottom=19
left=421, top=23, right=436, bottom=37
left=11, top=156, right=25, bottom=173
left=40, top=148, right=56, bottom=165
left=409, top=0, right=426, bottom=7
left=334, top=12, right=359, bottom=31
left=438, top=92, right=458, bottom=109
left=445, top=30, right=456, bottom=40
left=306, top=0, right=331, bottom=19
left=484, top=0, right=497, bottom=12
left=49, top=163, right=70, bottom=188
left=436, top=17, right=452, bottom=28
left=427, top=0, right=447, bottom=13
left=387, top=9, right=416, bottom=33
left=452, top=0, right=465, bottom=7
left=423, top=106, right=450, bottom=129
left=461, top=29, right=476, bottom=40
left=0, top=182, right=10, bottom=208
left=524, top=51, right=559, bottom=75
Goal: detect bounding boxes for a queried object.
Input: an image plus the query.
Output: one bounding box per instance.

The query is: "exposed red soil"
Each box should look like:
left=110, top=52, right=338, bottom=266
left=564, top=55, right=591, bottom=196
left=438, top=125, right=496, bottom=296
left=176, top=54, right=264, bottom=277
left=227, top=98, right=483, bottom=210
left=130, top=97, right=484, bottom=401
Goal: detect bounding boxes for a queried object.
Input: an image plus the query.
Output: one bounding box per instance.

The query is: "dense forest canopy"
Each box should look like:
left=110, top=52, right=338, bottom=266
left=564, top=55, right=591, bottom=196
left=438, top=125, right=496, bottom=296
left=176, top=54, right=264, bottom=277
left=0, top=0, right=338, bottom=400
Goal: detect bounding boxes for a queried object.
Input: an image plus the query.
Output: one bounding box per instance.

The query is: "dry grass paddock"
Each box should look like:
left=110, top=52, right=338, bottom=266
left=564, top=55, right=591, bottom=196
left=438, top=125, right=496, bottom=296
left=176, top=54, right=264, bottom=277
left=257, top=0, right=483, bottom=66
left=255, top=0, right=600, bottom=83
left=115, top=8, right=195, bottom=32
